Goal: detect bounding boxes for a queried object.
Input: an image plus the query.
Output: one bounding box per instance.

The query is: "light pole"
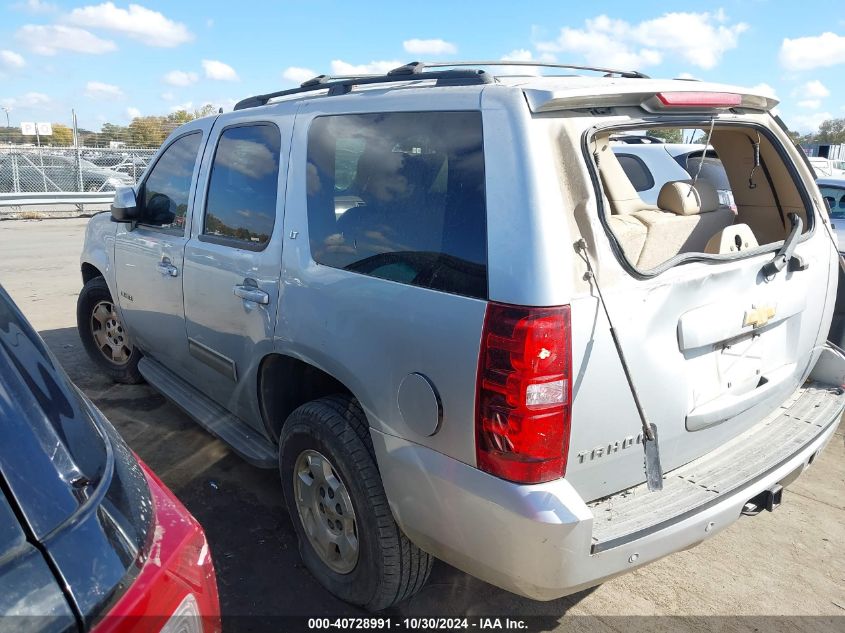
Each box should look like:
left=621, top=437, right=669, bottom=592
left=1, top=107, right=9, bottom=128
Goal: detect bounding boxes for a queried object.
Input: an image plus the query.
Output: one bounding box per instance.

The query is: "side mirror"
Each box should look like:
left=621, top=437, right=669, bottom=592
left=110, top=186, right=140, bottom=223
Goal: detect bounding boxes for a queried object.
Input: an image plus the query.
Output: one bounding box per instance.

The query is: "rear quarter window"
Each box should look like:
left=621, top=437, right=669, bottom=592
left=305, top=111, right=487, bottom=299
left=615, top=153, right=655, bottom=192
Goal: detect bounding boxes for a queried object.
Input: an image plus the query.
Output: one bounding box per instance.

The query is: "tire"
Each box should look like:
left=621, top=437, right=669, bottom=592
left=280, top=395, right=432, bottom=611
left=76, top=276, right=143, bottom=384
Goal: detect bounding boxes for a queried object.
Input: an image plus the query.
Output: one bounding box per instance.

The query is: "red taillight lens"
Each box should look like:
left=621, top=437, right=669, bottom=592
left=475, top=302, right=572, bottom=484
left=655, top=91, right=742, bottom=108
left=93, top=460, right=221, bottom=633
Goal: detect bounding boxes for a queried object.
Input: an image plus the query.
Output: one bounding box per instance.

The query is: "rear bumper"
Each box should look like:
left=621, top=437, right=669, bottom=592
left=371, top=381, right=844, bottom=601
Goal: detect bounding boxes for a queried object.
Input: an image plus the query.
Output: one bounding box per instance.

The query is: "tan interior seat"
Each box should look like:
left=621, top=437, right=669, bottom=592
left=595, top=137, right=653, bottom=263
left=608, top=215, right=647, bottom=263
left=704, top=223, right=758, bottom=255
left=633, top=180, right=734, bottom=270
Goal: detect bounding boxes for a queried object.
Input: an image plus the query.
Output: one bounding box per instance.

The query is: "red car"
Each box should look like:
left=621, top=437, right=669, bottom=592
left=0, top=284, right=220, bottom=632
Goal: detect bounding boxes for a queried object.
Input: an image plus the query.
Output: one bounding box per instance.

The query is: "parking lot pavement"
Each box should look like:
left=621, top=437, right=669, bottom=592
left=1, top=217, right=844, bottom=630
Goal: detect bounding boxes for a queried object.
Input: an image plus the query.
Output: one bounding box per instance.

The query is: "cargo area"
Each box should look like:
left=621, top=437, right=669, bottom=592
left=593, top=123, right=812, bottom=272
left=550, top=109, right=838, bottom=503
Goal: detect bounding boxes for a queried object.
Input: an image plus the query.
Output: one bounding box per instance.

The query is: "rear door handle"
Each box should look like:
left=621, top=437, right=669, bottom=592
left=233, top=282, right=269, bottom=305
left=156, top=257, right=178, bottom=277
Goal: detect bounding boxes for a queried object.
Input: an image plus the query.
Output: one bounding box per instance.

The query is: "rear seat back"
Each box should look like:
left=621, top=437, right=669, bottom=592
left=633, top=180, right=734, bottom=270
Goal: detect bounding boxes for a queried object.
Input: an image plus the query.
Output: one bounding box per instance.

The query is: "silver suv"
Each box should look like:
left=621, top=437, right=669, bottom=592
left=77, top=61, right=845, bottom=610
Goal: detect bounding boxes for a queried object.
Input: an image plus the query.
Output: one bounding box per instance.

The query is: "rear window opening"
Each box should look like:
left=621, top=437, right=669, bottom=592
left=590, top=124, right=811, bottom=273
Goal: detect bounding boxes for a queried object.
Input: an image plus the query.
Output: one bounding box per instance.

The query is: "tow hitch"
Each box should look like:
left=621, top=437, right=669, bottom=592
left=742, top=484, right=783, bottom=515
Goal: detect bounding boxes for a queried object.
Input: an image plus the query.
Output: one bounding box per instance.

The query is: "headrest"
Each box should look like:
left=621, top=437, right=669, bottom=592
left=657, top=179, right=719, bottom=216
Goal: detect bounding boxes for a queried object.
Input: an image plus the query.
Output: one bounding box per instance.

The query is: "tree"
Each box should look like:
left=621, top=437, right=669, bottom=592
left=646, top=128, right=683, bottom=143
left=194, top=103, right=218, bottom=118
left=815, top=118, right=845, bottom=144
left=129, top=116, right=167, bottom=147
left=100, top=122, right=130, bottom=144
left=50, top=124, right=73, bottom=146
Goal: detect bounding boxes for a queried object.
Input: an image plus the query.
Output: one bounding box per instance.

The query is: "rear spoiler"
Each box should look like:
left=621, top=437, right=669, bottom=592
left=523, top=82, right=778, bottom=113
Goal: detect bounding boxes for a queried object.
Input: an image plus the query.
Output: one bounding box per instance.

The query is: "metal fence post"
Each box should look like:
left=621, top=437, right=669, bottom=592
left=73, top=110, right=83, bottom=192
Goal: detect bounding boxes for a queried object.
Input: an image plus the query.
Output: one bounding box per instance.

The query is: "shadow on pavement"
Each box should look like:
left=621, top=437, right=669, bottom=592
left=39, top=326, right=592, bottom=630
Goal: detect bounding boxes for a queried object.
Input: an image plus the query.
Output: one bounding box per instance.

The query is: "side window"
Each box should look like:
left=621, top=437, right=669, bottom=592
left=141, top=132, right=202, bottom=232
left=820, top=186, right=845, bottom=219
left=202, top=124, right=281, bottom=249
left=306, top=112, right=487, bottom=300
left=616, top=154, right=655, bottom=192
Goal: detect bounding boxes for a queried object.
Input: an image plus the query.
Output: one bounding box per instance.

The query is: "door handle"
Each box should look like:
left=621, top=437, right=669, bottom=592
left=156, top=257, right=178, bottom=277
left=233, top=283, right=269, bottom=305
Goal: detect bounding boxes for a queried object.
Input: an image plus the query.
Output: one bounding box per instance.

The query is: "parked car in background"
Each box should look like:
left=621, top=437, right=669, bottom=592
left=0, top=153, right=132, bottom=193
left=817, top=177, right=845, bottom=252
left=79, top=62, right=845, bottom=610
left=809, top=157, right=845, bottom=178
left=611, top=143, right=736, bottom=210
left=0, top=284, right=220, bottom=631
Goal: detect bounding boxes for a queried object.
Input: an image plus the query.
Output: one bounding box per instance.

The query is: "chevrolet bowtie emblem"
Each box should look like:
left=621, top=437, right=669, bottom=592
left=743, top=304, right=776, bottom=328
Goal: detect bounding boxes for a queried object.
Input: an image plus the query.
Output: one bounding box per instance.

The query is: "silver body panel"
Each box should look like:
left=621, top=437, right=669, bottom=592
left=79, top=76, right=843, bottom=600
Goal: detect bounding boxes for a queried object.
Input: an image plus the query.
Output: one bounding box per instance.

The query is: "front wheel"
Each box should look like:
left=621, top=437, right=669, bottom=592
left=280, top=396, right=432, bottom=611
left=76, top=276, right=143, bottom=384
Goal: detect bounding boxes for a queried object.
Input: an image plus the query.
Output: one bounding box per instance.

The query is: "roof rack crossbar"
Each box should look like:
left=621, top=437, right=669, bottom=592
left=415, top=60, right=649, bottom=79
left=233, top=59, right=649, bottom=111
left=234, top=66, right=492, bottom=110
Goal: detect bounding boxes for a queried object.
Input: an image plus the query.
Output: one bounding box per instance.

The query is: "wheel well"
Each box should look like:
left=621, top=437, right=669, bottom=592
left=258, top=354, right=354, bottom=441
left=81, top=262, right=103, bottom=284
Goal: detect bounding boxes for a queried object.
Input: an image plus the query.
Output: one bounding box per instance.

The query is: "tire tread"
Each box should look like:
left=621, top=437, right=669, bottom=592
left=282, top=395, right=432, bottom=610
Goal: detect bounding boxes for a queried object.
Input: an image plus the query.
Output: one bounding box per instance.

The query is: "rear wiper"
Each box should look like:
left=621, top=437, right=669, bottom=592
left=761, top=213, right=803, bottom=277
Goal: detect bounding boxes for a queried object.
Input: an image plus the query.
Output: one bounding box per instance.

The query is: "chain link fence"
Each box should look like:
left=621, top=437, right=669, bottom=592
left=0, top=146, right=155, bottom=195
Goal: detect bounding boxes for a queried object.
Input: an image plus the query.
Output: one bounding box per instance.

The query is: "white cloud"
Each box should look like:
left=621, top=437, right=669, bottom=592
left=85, top=81, right=123, bottom=99
left=747, top=83, right=778, bottom=99
left=282, top=66, right=317, bottom=84
left=126, top=106, right=141, bottom=118
left=202, top=59, right=238, bottom=81
left=65, top=2, right=192, bottom=47
left=15, top=24, right=117, bottom=55
left=780, top=33, right=845, bottom=71
left=676, top=72, right=698, bottom=80
left=497, top=50, right=557, bottom=75
left=0, top=50, right=26, bottom=70
left=12, top=0, right=57, bottom=13
left=537, top=11, right=747, bottom=70
left=788, top=111, right=832, bottom=133
left=795, top=79, right=830, bottom=99
left=163, top=70, right=198, bottom=86
left=797, top=99, right=821, bottom=109
left=402, top=38, right=457, bottom=56
left=0, top=92, right=51, bottom=110
left=169, top=101, right=193, bottom=113
left=206, top=18, right=214, bottom=28
left=502, top=49, right=536, bottom=62
left=160, top=91, right=174, bottom=101
left=330, top=59, right=403, bottom=75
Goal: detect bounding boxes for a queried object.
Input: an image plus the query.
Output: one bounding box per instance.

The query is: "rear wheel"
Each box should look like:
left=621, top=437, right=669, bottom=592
left=76, top=276, right=143, bottom=384
left=280, top=395, right=432, bottom=611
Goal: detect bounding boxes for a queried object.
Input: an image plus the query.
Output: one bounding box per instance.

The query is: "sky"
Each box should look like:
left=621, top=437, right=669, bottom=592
left=1, top=0, right=844, bottom=134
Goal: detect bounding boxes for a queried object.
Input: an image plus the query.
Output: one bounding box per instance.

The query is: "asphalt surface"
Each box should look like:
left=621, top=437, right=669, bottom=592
left=1, top=217, right=844, bottom=631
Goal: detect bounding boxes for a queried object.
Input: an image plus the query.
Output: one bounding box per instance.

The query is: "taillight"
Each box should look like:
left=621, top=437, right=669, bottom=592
left=475, top=302, right=572, bottom=484
left=655, top=91, right=742, bottom=108
left=93, top=460, right=221, bottom=633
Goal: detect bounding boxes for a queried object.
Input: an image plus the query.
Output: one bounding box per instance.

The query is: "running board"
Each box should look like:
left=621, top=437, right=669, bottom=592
left=138, top=357, right=277, bottom=468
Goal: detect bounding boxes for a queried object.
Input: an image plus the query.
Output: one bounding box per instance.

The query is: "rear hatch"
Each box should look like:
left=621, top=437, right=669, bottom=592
left=0, top=286, right=152, bottom=627
left=528, top=83, right=836, bottom=501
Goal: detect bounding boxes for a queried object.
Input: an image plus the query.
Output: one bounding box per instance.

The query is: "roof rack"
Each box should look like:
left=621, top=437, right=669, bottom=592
left=413, top=60, right=649, bottom=79
left=233, top=64, right=491, bottom=110
left=233, top=60, right=648, bottom=111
